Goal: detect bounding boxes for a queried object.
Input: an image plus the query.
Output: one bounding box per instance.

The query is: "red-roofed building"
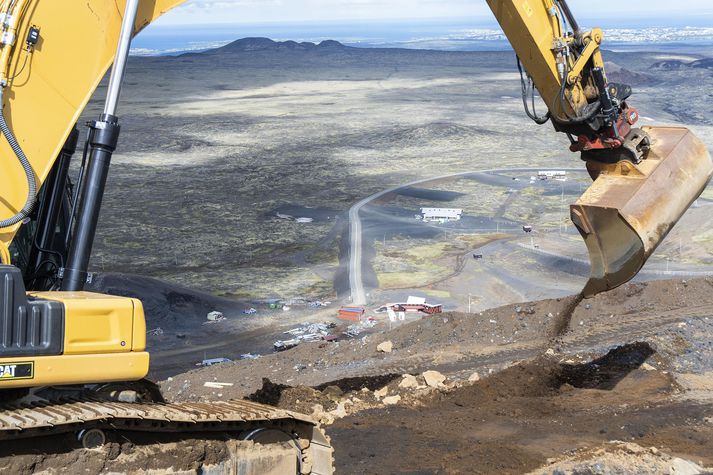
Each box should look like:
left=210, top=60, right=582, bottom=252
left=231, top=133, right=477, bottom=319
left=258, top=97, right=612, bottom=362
left=338, top=306, right=365, bottom=321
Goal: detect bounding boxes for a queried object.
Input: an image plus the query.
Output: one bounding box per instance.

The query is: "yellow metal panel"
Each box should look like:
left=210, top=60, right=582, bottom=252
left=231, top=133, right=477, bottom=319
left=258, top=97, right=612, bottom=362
left=30, top=291, right=137, bottom=354
left=131, top=298, right=147, bottom=351
left=486, top=0, right=561, bottom=104
left=486, top=0, right=589, bottom=115
left=0, top=0, right=186, bottom=248
left=0, top=242, right=8, bottom=264
left=0, top=351, right=149, bottom=388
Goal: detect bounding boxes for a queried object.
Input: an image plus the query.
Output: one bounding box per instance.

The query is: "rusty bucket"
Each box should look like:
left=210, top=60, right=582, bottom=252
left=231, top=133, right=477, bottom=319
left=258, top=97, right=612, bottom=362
left=570, top=126, right=713, bottom=297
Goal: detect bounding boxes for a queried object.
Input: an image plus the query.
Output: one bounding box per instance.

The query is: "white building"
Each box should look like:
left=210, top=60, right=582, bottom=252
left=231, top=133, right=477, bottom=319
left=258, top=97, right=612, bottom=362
left=420, top=207, right=463, bottom=222
left=538, top=170, right=567, bottom=181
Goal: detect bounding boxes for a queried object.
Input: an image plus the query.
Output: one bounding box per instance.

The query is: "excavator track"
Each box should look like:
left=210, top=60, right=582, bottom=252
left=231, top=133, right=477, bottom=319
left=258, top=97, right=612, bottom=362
left=0, top=396, right=334, bottom=474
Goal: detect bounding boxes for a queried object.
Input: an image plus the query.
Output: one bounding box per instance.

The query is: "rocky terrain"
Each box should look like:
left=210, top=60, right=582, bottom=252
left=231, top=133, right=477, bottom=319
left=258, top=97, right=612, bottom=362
left=5, top=278, right=713, bottom=474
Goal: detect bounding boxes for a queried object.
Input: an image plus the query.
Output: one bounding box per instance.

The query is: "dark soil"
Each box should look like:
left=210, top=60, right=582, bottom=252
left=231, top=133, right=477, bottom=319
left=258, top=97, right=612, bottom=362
left=0, top=433, right=234, bottom=475
left=330, top=353, right=713, bottom=475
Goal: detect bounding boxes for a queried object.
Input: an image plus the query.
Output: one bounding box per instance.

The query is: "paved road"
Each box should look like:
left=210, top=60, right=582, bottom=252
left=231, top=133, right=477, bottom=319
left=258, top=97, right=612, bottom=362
left=348, top=167, right=584, bottom=304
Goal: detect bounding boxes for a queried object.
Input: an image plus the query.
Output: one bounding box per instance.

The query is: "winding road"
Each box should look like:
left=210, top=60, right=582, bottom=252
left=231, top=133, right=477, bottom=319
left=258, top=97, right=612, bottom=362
left=348, top=167, right=584, bottom=304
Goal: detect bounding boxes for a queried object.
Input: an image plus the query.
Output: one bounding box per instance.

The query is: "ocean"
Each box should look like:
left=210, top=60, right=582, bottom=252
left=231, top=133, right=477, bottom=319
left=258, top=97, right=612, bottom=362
left=131, top=17, right=713, bottom=56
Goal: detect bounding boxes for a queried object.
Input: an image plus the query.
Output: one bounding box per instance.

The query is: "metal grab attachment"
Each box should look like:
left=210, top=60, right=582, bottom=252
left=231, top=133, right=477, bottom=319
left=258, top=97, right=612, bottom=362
left=572, top=126, right=713, bottom=297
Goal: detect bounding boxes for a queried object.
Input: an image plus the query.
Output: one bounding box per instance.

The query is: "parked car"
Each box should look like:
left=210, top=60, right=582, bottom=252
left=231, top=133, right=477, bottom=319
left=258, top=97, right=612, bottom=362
left=197, top=357, right=232, bottom=367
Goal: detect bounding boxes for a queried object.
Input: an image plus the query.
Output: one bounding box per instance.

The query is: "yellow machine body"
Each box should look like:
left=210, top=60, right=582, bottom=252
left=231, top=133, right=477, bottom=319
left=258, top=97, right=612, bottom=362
left=0, top=1, right=182, bottom=391
left=0, top=0, right=184, bottom=255
left=0, top=292, right=148, bottom=388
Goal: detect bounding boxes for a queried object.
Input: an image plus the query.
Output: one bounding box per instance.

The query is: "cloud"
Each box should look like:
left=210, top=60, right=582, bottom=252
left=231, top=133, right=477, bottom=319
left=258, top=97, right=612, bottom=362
left=161, top=0, right=487, bottom=24
left=158, top=0, right=713, bottom=25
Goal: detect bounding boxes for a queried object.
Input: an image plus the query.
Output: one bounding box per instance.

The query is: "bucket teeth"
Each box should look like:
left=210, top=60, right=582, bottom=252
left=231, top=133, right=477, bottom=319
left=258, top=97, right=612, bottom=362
left=572, top=126, right=713, bottom=297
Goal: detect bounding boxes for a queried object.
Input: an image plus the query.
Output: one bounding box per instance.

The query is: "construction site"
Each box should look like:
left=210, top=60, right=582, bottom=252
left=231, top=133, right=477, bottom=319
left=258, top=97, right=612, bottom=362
left=1, top=1, right=713, bottom=474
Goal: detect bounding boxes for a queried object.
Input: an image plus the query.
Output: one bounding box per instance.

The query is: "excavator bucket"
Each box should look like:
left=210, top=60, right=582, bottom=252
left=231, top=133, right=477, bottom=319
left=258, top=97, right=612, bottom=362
left=570, top=126, right=713, bottom=297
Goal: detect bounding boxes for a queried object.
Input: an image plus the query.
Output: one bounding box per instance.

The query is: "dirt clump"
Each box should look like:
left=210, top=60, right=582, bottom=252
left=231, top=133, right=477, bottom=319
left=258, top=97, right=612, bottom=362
left=248, top=377, right=337, bottom=415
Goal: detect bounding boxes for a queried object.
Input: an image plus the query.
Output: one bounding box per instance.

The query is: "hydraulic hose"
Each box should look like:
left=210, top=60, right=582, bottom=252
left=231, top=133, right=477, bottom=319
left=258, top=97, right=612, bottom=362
left=0, top=88, right=36, bottom=228
left=516, top=57, right=550, bottom=125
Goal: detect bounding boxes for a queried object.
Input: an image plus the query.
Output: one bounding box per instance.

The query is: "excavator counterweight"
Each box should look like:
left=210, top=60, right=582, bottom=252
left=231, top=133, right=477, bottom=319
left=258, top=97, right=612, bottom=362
left=572, top=126, right=713, bottom=296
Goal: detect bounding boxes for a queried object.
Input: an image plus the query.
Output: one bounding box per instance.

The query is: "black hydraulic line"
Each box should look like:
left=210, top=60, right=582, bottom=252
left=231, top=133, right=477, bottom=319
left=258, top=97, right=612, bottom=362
left=516, top=57, right=550, bottom=125
left=26, top=127, right=78, bottom=290
left=556, top=0, right=580, bottom=34
left=61, top=115, right=120, bottom=291
left=591, top=68, right=615, bottom=123
left=64, top=130, right=90, bottom=250
left=0, top=89, right=37, bottom=229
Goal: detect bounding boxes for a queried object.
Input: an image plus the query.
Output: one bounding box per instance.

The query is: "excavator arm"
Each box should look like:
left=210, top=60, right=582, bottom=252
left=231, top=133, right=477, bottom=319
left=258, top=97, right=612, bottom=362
left=487, top=0, right=713, bottom=296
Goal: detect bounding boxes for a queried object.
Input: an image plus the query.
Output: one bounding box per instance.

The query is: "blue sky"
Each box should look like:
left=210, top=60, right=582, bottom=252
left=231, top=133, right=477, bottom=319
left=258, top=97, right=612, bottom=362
left=156, top=0, right=713, bottom=25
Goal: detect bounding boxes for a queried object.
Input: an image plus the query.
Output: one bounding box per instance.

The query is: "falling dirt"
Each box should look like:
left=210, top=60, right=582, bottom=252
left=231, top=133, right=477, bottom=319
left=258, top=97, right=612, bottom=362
left=552, top=293, right=584, bottom=337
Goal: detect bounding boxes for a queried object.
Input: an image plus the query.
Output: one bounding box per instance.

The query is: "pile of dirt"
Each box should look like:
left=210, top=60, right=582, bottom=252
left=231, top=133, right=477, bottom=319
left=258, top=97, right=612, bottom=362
left=148, top=278, right=713, bottom=474
left=160, top=279, right=713, bottom=404
left=5, top=278, right=713, bottom=474
left=528, top=442, right=705, bottom=475
left=330, top=352, right=711, bottom=474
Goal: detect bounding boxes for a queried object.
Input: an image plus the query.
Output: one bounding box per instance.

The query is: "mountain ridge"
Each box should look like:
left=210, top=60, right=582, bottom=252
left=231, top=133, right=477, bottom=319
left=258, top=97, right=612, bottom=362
left=206, top=37, right=348, bottom=55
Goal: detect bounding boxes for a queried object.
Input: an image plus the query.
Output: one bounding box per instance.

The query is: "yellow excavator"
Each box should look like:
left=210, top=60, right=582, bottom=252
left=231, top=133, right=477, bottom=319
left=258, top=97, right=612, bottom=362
left=0, top=0, right=710, bottom=472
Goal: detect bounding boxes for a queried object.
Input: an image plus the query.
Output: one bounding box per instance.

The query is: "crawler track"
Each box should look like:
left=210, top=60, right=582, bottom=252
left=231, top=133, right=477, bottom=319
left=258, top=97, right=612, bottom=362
left=0, top=396, right=333, bottom=474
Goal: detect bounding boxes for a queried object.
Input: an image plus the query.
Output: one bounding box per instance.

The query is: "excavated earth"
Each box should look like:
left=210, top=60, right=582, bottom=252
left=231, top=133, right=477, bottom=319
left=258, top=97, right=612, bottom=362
left=3, top=278, right=713, bottom=474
